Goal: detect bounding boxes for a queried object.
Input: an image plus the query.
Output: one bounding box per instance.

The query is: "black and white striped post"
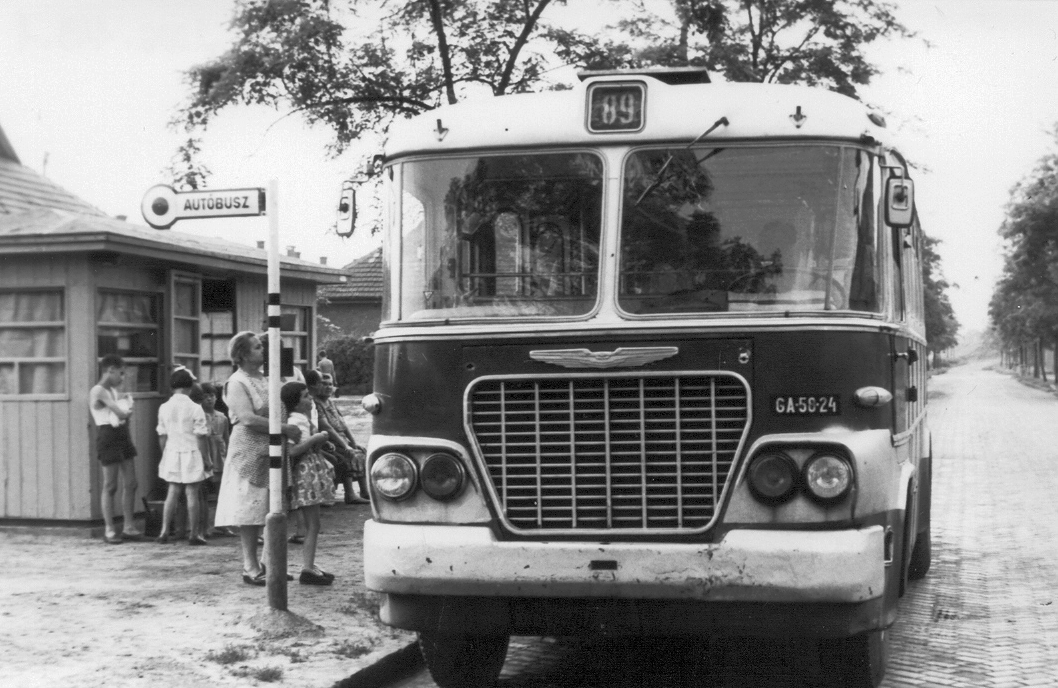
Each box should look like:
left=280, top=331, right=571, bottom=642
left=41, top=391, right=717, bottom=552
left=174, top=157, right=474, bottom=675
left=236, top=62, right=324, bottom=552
left=263, top=178, right=288, bottom=611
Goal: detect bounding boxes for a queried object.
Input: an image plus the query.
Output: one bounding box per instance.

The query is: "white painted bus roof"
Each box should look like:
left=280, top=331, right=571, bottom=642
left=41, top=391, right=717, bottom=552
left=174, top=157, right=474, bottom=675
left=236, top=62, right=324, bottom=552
left=385, top=76, right=891, bottom=157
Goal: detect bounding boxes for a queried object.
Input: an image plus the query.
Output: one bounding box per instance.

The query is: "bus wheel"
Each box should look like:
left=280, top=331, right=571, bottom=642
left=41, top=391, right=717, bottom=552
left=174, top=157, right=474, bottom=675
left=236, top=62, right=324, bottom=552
left=418, top=630, right=510, bottom=688
left=908, top=522, right=932, bottom=580
left=818, top=629, right=888, bottom=688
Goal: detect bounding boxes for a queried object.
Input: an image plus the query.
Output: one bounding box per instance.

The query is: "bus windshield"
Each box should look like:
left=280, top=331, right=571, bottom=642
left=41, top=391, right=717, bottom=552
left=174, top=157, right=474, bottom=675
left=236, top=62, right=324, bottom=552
left=619, top=145, right=879, bottom=314
left=399, top=152, right=603, bottom=321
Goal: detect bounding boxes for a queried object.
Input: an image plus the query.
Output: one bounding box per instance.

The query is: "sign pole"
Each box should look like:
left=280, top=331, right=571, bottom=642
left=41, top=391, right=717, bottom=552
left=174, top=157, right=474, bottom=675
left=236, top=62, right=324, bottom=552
left=141, top=180, right=285, bottom=608
left=264, top=178, right=288, bottom=611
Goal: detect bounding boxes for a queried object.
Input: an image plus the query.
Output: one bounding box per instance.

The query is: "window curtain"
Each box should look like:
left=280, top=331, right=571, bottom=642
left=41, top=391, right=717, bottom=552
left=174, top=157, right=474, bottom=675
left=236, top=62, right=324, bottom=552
left=97, top=292, right=157, bottom=324
left=0, top=292, right=66, bottom=394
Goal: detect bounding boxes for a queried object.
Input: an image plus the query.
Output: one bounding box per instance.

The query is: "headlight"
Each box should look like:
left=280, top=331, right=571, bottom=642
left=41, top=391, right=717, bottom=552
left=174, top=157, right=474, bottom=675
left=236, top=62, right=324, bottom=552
left=419, top=453, right=466, bottom=501
left=370, top=452, right=418, bottom=501
left=361, top=393, right=382, bottom=414
left=802, top=453, right=853, bottom=502
left=746, top=451, right=799, bottom=504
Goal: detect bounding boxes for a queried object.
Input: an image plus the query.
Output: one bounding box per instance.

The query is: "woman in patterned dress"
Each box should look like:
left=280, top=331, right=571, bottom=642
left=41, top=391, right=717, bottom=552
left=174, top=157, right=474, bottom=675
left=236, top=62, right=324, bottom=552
left=214, top=331, right=300, bottom=586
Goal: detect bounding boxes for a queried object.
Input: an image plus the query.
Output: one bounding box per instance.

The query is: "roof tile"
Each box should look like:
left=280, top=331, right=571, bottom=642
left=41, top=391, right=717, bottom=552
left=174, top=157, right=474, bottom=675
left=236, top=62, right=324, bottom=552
left=319, top=247, right=383, bottom=300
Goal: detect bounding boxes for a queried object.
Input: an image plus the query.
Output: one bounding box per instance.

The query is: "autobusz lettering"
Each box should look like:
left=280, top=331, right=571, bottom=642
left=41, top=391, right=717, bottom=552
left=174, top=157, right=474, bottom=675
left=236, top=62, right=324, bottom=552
left=183, top=196, right=250, bottom=211
left=773, top=394, right=840, bottom=415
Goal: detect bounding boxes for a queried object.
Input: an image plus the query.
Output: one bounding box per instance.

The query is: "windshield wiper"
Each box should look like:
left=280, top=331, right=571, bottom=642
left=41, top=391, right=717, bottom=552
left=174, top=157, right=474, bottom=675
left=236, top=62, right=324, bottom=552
left=634, top=116, right=730, bottom=207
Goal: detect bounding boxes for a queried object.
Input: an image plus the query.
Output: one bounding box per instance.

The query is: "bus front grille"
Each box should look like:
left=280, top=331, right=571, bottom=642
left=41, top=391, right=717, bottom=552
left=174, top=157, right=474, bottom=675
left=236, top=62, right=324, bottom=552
left=466, top=374, right=750, bottom=534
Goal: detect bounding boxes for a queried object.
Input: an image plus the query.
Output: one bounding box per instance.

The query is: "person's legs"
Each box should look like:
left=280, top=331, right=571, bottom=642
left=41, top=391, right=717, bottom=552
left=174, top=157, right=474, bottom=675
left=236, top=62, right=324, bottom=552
left=289, top=507, right=306, bottom=541
left=101, top=463, right=120, bottom=540
left=199, top=483, right=213, bottom=536
left=186, top=484, right=202, bottom=541
left=118, top=458, right=140, bottom=535
left=239, top=525, right=262, bottom=575
left=159, top=483, right=181, bottom=541
left=301, top=505, right=320, bottom=571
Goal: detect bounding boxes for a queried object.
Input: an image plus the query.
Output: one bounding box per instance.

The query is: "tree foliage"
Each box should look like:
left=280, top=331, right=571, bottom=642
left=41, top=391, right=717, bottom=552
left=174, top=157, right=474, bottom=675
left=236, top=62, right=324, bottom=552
left=173, top=0, right=914, bottom=177
left=989, top=126, right=1058, bottom=354
left=174, top=0, right=571, bottom=162
left=921, top=234, right=958, bottom=353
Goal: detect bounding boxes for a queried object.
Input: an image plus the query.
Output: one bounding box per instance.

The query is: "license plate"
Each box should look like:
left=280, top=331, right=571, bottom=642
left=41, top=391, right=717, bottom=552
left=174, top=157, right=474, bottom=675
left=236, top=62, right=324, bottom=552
left=772, top=395, right=840, bottom=415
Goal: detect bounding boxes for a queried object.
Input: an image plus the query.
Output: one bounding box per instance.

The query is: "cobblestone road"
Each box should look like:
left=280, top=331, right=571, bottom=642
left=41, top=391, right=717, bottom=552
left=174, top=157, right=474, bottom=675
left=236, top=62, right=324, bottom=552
left=390, top=361, right=1058, bottom=687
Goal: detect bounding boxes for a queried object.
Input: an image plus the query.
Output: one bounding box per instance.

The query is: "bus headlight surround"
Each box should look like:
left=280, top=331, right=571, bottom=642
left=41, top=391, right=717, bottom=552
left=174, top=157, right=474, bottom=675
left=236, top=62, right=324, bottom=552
left=419, top=452, right=466, bottom=501
left=747, top=451, right=799, bottom=504
left=371, top=452, right=418, bottom=501
left=802, top=452, right=853, bottom=503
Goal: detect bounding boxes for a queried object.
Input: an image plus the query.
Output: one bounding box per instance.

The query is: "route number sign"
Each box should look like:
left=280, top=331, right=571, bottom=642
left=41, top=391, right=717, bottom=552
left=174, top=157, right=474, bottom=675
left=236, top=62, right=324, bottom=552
left=587, top=83, right=645, bottom=133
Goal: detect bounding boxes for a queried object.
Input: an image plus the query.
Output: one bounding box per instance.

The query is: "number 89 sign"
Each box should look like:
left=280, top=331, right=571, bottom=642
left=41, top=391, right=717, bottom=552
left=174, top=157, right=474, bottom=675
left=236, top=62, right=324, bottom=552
left=587, top=83, right=645, bottom=133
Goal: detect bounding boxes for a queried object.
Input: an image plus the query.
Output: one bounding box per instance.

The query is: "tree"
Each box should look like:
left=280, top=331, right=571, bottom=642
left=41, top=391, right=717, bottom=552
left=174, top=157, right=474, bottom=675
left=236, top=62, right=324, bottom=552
left=172, top=0, right=915, bottom=183
left=989, top=125, right=1058, bottom=376
left=552, top=0, right=914, bottom=99
left=922, top=234, right=959, bottom=357
left=171, top=0, right=576, bottom=186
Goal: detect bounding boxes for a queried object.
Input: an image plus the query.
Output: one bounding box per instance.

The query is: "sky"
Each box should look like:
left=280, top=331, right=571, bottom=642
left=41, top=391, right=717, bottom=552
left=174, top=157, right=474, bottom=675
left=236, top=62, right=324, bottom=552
left=2, top=1, right=1058, bottom=333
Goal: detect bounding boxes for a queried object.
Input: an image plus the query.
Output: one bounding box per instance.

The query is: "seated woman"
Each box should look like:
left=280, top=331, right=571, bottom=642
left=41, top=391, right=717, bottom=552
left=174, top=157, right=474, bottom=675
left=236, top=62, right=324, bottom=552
left=304, top=369, right=371, bottom=504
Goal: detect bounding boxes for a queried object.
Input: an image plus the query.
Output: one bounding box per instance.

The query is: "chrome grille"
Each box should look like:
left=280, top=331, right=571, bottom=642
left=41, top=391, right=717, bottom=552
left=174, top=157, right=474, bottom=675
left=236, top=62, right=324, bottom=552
left=466, top=374, right=750, bottom=533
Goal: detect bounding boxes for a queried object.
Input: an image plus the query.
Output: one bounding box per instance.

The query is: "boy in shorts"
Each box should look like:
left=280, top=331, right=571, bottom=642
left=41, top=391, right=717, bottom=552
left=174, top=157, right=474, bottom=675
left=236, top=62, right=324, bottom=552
left=90, top=354, right=140, bottom=543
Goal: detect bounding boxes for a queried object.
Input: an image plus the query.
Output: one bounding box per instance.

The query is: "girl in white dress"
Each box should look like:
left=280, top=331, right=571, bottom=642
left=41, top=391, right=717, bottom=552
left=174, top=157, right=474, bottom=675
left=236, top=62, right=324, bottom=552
left=156, top=367, right=212, bottom=544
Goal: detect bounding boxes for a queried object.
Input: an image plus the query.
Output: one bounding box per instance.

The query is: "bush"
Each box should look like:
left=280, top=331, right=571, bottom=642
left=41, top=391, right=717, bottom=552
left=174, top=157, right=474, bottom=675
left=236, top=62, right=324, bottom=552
left=205, top=645, right=253, bottom=665
left=324, top=335, right=375, bottom=395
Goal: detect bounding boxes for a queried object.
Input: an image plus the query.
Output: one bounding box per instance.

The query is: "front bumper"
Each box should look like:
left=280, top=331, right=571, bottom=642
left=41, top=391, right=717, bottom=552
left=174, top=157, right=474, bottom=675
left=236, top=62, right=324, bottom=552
left=364, top=521, right=885, bottom=603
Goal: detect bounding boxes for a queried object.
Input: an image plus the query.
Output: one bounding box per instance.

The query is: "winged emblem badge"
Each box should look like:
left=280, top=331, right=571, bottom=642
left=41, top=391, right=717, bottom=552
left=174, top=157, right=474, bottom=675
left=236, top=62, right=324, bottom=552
left=529, top=346, right=679, bottom=369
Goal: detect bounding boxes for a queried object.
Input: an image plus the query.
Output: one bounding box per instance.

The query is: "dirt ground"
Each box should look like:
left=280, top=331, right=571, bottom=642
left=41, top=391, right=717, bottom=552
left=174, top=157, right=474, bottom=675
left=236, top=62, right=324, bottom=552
left=0, top=399, right=413, bottom=688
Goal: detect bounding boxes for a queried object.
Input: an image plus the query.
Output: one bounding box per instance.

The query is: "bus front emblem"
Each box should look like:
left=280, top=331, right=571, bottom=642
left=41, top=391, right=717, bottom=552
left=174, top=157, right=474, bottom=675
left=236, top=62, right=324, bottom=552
left=529, top=346, right=679, bottom=369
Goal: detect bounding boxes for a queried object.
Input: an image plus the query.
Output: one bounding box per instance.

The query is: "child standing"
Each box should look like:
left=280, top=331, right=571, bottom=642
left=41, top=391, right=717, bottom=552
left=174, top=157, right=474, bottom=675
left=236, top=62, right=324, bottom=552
left=280, top=381, right=336, bottom=585
left=199, top=382, right=231, bottom=537
left=156, top=368, right=212, bottom=545
left=90, top=354, right=139, bottom=544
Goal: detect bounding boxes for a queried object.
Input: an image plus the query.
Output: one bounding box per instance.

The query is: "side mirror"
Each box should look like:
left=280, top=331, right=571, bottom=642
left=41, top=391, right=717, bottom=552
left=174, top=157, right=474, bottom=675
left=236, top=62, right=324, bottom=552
left=885, top=173, right=915, bottom=228
left=335, top=155, right=384, bottom=238
left=336, top=180, right=357, bottom=238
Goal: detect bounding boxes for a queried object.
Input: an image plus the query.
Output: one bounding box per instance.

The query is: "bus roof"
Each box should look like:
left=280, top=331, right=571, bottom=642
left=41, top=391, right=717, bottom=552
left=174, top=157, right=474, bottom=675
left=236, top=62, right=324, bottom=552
left=385, top=73, right=891, bottom=158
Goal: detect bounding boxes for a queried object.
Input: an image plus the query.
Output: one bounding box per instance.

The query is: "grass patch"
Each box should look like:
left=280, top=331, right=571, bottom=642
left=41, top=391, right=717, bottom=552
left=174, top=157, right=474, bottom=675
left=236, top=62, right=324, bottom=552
left=333, top=639, right=374, bottom=659
left=253, top=666, right=284, bottom=682
left=279, top=648, right=307, bottom=664
left=206, top=644, right=253, bottom=665
left=339, top=591, right=381, bottom=617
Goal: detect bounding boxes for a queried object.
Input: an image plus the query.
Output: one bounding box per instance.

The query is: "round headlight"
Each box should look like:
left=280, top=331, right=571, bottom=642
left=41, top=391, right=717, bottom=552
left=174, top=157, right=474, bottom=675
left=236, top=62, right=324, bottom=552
left=361, top=393, right=382, bottom=415
left=370, top=452, right=418, bottom=500
left=803, top=453, right=853, bottom=502
left=420, top=453, right=466, bottom=501
left=747, top=452, right=799, bottom=504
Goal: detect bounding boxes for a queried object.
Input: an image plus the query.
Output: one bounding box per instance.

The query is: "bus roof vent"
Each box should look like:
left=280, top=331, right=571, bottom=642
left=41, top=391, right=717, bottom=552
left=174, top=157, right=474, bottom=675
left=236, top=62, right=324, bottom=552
left=577, top=67, right=711, bottom=85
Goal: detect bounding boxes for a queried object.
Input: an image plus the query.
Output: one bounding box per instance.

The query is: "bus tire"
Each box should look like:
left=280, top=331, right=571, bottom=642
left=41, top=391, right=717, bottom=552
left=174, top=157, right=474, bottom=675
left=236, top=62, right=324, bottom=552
left=908, top=522, right=932, bottom=580
left=908, top=446, right=932, bottom=581
left=818, top=629, right=888, bottom=688
left=418, top=630, right=510, bottom=688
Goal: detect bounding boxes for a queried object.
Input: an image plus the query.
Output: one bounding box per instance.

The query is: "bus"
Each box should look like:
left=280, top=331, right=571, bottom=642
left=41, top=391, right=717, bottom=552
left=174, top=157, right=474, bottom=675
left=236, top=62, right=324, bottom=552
left=355, top=67, right=931, bottom=688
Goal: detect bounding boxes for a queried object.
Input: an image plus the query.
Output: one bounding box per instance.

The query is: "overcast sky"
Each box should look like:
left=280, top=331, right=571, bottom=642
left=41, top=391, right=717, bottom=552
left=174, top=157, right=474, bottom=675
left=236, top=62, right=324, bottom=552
left=2, top=0, right=1058, bottom=332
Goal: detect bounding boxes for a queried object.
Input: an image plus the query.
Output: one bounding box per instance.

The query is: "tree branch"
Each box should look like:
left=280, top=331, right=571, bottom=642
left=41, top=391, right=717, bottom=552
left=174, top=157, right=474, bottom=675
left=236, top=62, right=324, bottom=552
left=497, top=0, right=553, bottom=94
left=426, top=0, right=458, bottom=104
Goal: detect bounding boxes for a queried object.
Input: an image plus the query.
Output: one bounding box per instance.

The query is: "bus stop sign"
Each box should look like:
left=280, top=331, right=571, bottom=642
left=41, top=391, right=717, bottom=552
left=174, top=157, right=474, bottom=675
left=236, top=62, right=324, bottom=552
left=141, top=184, right=266, bottom=229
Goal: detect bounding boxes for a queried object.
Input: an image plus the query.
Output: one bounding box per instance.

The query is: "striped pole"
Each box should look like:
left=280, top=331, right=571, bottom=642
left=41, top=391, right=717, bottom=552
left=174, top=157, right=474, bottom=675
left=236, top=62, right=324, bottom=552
left=264, top=178, right=288, bottom=610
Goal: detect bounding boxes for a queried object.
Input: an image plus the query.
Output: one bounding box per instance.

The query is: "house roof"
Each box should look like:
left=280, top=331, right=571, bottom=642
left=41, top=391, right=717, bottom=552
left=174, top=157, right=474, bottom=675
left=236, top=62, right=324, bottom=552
left=319, top=247, right=383, bottom=301
left=0, top=208, right=347, bottom=284
left=0, top=123, right=19, bottom=164
left=0, top=120, right=344, bottom=284
left=0, top=157, right=106, bottom=216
